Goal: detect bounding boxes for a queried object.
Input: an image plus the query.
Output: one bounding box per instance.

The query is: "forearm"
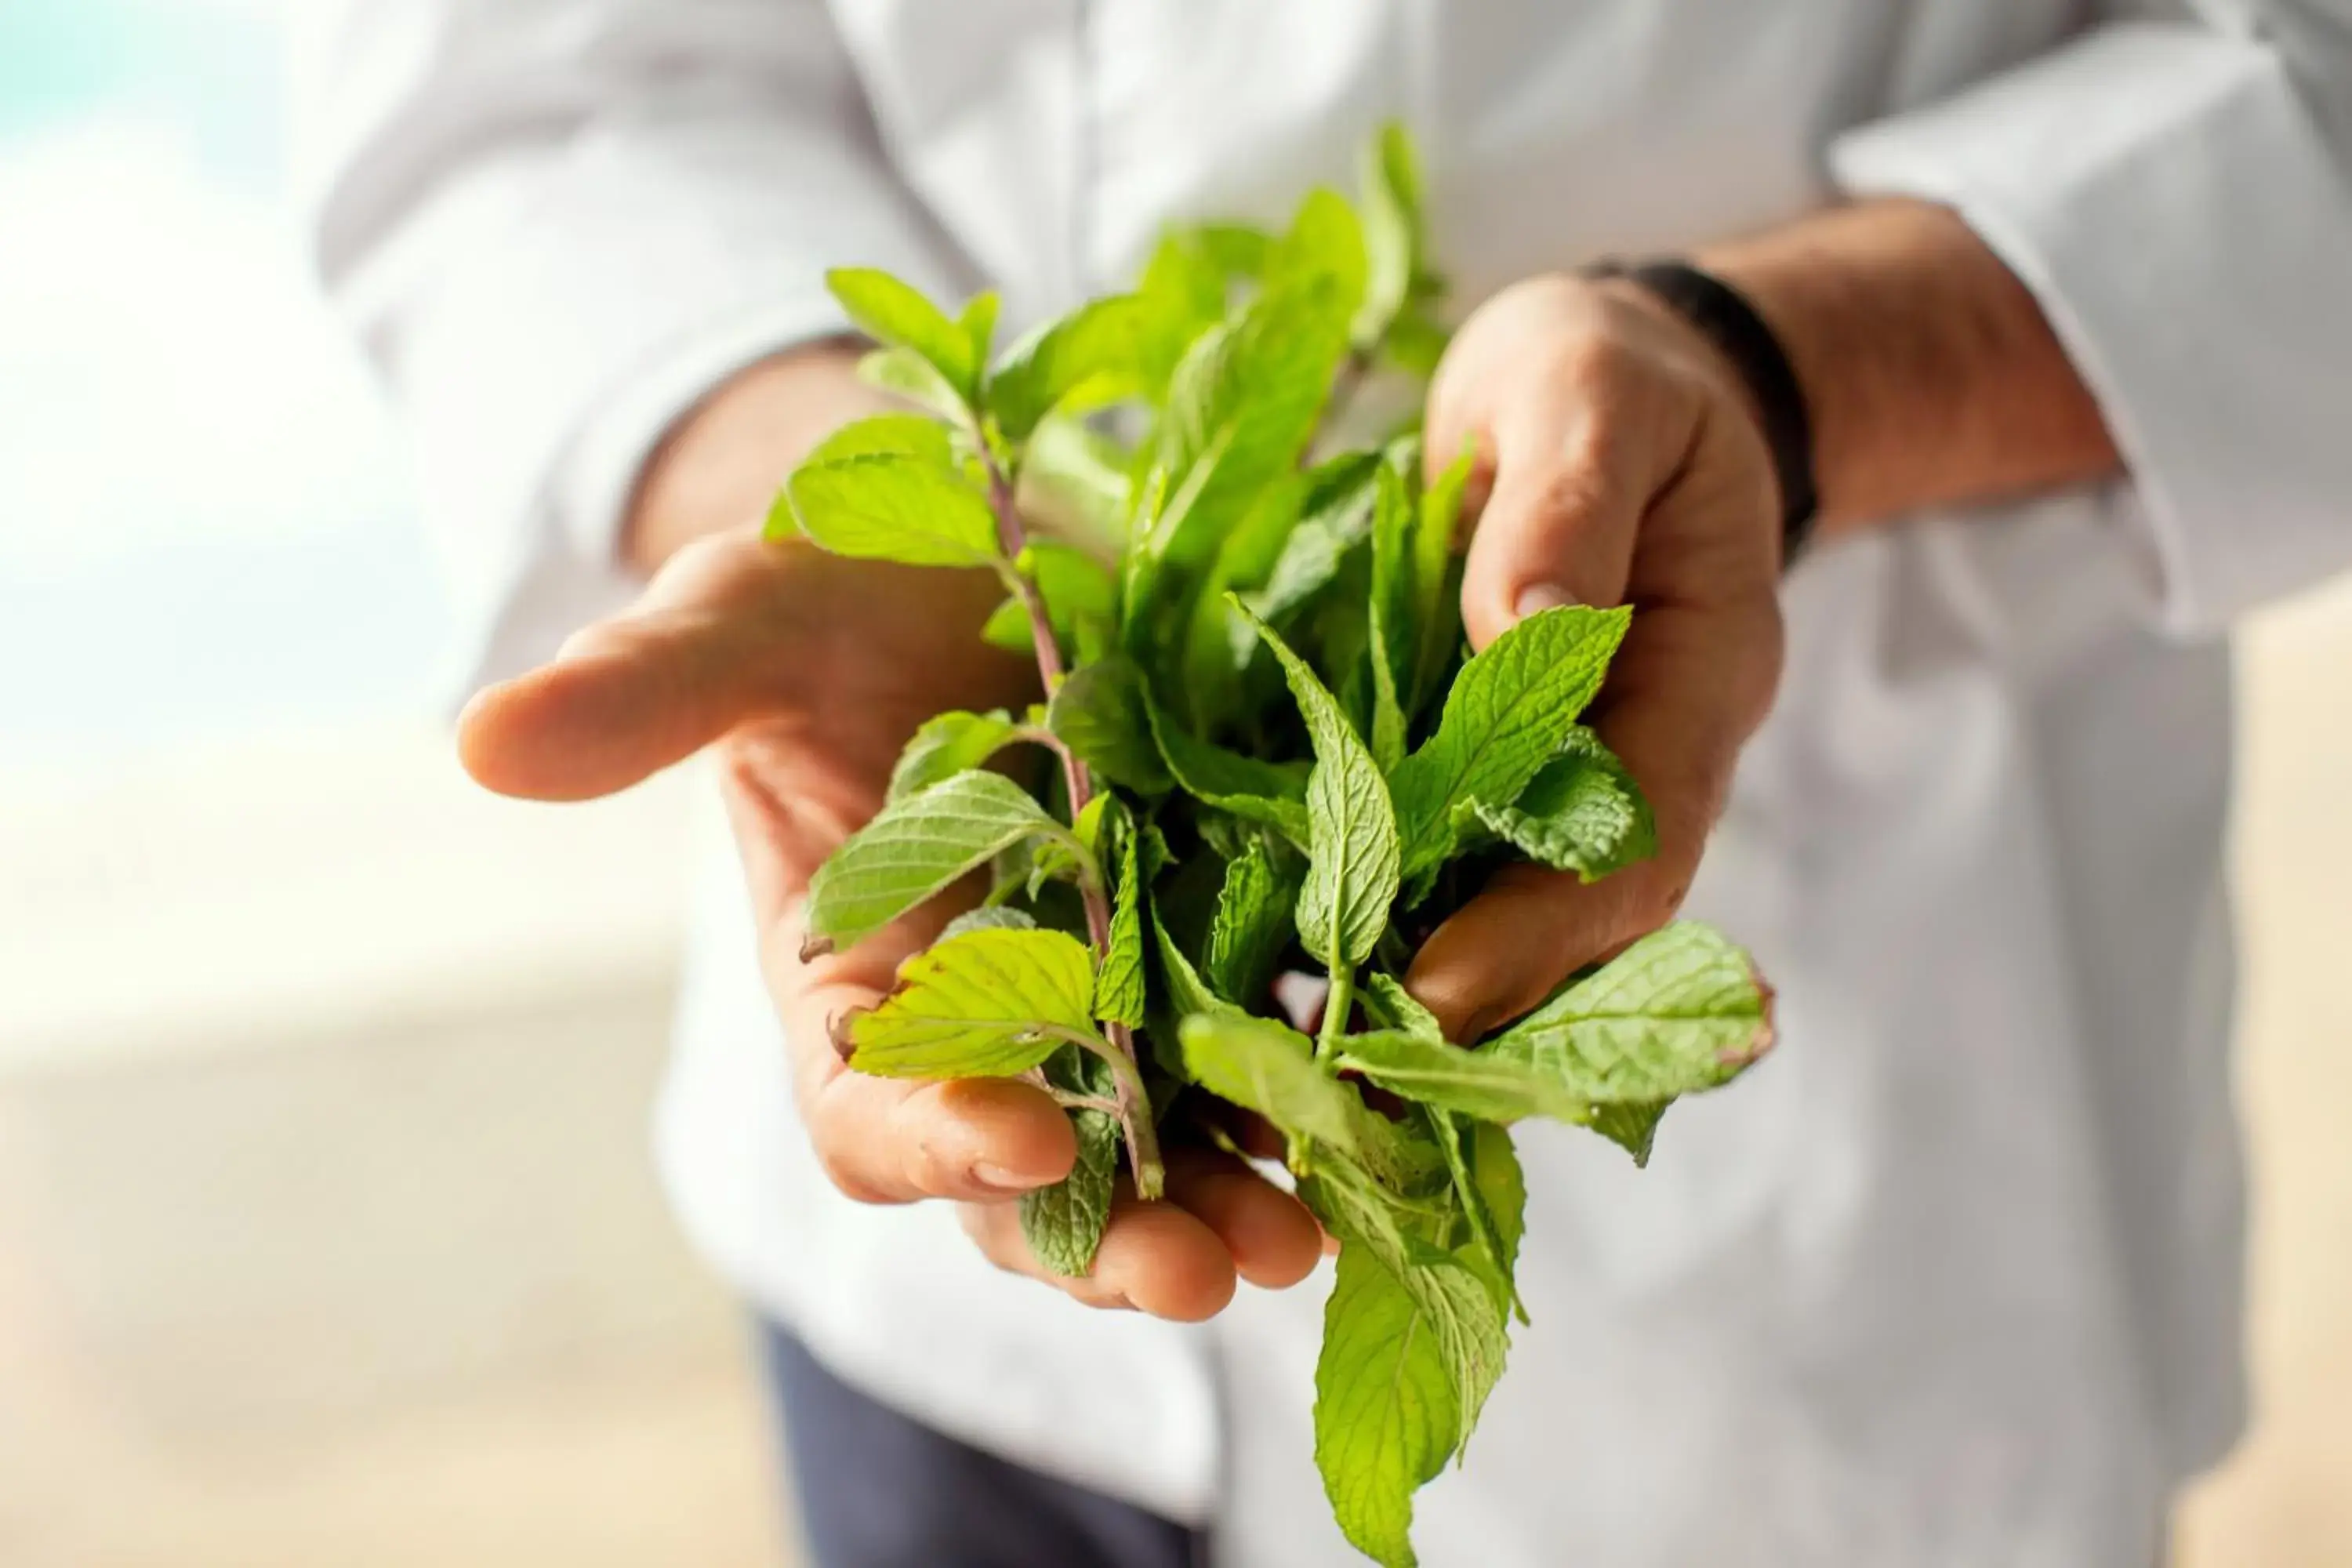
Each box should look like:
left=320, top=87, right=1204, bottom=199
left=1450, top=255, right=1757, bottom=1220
left=1696, top=198, right=2120, bottom=537
left=622, top=339, right=887, bottom=574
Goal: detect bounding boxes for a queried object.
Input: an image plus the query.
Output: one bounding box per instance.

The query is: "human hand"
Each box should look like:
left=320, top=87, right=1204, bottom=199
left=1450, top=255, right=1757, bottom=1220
left=462, top=361, right=1319, bottom=1320
left=1406, top=272, right=1787, bottom=1041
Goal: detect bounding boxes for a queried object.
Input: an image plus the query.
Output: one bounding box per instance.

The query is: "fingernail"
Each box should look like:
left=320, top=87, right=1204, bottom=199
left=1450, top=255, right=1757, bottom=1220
left=972, top=1161, right=1050, bottom=1193
left=1513, top=583, right=1579, bottom=622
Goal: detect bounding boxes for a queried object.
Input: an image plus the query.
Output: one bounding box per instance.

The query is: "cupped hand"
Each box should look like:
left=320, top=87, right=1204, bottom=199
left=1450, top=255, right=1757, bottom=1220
left=460, top=524, right=1321, bottom=1319
left=1406, top=272, right=1787, bottom=1041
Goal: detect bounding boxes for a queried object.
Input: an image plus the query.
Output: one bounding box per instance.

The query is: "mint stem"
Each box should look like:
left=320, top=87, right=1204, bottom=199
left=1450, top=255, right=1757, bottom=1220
left=985, top=460, right=1107, bottom=947
left=1041, top=1025, right=1165, bottom=1200
left=985, top=447, right=1156, bottom=1195
left=1316, top=965, right=1356, bottom=1064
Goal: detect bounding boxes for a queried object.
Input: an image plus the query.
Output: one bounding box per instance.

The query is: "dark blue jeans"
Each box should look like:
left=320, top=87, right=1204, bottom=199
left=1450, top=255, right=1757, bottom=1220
left=761, top=1321, right=1209, bottom=1568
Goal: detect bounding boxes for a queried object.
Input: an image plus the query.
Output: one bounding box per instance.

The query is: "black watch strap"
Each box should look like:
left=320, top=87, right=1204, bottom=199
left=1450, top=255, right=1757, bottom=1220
left=1585, top=259, right=1820, bottom=566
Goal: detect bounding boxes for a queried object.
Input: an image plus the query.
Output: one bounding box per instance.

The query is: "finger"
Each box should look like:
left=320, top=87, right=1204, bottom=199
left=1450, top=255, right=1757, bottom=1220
left=458, top=530, right=807, bottom=802
left=1451, top=382, right=1650, bottom=651
left=770, top=882, right=1078, bottom=1206
left=962, top=1192, right=1241, bottom=1322
left=1162, top=1149, right=1322, bottom=1290
left=1407, top=595, right=1777, bottom=1041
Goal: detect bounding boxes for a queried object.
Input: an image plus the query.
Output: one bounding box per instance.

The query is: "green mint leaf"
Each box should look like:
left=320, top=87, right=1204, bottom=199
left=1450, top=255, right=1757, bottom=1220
left=1071, top=790, right=1113, bottom=858
left=1588, top=1101, right=1668, bottom=1166
left=856, top=343, right=970, bottom=425
left=1336, top=1029, right=1591, bottom=1126
left=1018, top=412, right=1133, bottom=551
left=887, top=710, right=1024, bottom=803
left=989, top=831, right=1061, bottom=907
left=778, top=452, right=1001, bottom=568
left=940, top=906, right=1039, bottom=939
left=1136, top=818, right=1174, bottom=880
left=1236, top=601, right=1402, bottom=971
left=1144, top=691, right=1312, bottom=846
left=804, top=412, right=956, bottom=466
left=1467, top=726, right=1657, bottom=881
left=1266, top=187, right=1369, bottom=331
left=959, top=291, right=1000, bottom=386
left=1313, top=1240, right=1456, bottom=1568
left=1237, top=451, right=1384, bottom=652
left=804, top=771, right=1064, bottom=954
left=1178, top=468, right=1310, bottom=711
left=1193, top=220, right=1274, bottom=280
left=989, top=295, right=1145, bottom=440
left=1308, top=1162, right=1511, bottom=1472
left=982, top=543, right=1118, bottom=666
left=1022, top=1104, right=1119, bottom=1276
left=1094, top=805, right=1149, bottom=1028
left=1432, top=1111, right=1526, bottom=1324
left=1004, top=791, right=1105, bottom=907
left=1388, top=604, right=1631, bottom=880
left=1118, top=453, right=1205, bottom=657
left=1408, top=1238, right=1512, bottom=1440
left=844, top=927, right=1096, bottom=1077
left=1132, top=233, right=1232, bottom=400
left=1345, top=1098, right=1453, bottom=1199
left=1468, top=1120, right=1527, bottom=1276
left=1204, top=837, right=1303, bottom=1006
left=1178, top=1012, right=1362, bottom=1155
left=1385, top=308, right=1453, bottom=378
left=979, top=602, right=1027, bottom=655
left=1364, top=461, right=1414, bottom=771
left=827, top=267, right=978, bottom=405
left=1046, top=656, right=1173, bottom=795
left=1356, top=122, right=1427, bottom=348
left=1361, top=971, right=1443, bottom=1040
left=1141, top=273, right=1353, bottom=593
left=1483, top=918, right=1775, bottom=1105
left=1407, top=445, right=1475, bottom=718
left=1154, top=918, right=1240, bottom=1033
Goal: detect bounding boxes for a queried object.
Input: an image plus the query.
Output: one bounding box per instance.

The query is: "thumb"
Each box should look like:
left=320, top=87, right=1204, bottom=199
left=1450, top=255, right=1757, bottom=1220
left=1454, top=417, right=1644, bottom=651
left=458, top=529, right=804, bottom=801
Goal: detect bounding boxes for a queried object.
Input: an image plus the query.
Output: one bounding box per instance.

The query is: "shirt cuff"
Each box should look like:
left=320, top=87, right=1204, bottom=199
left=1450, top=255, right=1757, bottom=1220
left=1831, top=24, right=2352, bottom=637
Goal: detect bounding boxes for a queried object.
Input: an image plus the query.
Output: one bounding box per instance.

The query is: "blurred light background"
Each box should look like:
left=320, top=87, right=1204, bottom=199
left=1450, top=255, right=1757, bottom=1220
left=0, top=2, right=2343, bottom=1564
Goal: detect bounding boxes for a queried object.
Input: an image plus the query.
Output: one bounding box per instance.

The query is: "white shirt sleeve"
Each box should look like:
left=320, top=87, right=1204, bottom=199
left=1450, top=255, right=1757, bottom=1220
left=1830, top=12, right=2352, bottom=636
left=292, top=0, right=968, bottom=687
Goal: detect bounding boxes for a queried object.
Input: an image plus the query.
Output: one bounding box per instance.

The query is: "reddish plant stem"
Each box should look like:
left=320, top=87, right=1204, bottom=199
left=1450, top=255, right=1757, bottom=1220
left=985, top=467, right=1080, bottom=786
left=985, top=463, right=1108, bottom=953
left=985, top=452, right=1155, bottom=1194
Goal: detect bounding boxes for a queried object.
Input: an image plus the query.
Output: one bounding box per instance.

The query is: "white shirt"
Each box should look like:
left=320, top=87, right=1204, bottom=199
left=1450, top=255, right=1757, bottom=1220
left=297, top=4, right=2352, bottom=1563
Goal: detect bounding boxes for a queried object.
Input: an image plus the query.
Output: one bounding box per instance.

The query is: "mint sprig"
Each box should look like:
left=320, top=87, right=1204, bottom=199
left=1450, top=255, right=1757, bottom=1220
left=768, top=126, right=1776, bottom=1566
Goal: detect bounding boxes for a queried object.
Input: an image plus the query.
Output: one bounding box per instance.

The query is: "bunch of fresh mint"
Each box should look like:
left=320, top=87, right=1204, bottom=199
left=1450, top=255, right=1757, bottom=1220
left=771, top=127, right=1774, bottom=1567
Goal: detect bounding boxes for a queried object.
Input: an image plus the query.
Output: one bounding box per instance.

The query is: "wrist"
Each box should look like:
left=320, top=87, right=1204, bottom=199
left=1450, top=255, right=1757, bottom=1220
left=623, top=339, right=886, bottom=575
left=1693, top=199, right=2118, bottom=532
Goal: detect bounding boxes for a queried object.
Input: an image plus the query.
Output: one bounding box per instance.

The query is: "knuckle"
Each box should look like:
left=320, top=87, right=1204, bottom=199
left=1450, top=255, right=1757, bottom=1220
left=1526, top=459, right=1616, bottom=526
left=1568, top=318, right=1645, bottom=383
